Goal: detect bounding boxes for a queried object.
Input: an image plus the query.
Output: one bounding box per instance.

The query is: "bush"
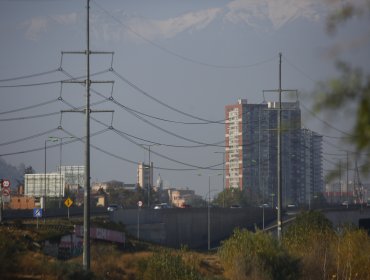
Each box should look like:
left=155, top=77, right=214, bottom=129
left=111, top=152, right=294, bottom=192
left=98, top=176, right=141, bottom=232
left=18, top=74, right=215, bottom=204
left=218, top=229, right=300, bottom=280
left=0, top=230, right=25, bottom=277
left=329, top=228, right=370, bottom=280
left=139, top=249, right=204, bottom=280
left=283, top=211, right=335, bottom=279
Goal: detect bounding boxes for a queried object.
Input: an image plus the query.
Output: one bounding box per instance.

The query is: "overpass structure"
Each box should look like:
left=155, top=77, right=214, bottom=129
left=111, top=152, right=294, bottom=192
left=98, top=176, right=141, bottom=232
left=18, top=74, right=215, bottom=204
left=111, top=207, right=275, bottom=249
left=111, top=206, right=370, bottom=249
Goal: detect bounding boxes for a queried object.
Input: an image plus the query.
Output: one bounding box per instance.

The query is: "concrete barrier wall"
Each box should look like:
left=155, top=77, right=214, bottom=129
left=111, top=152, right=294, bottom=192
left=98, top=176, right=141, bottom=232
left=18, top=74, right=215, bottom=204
left=323, top=208, right=370, bottom=228
left=111, top=207, right=275, bottom=248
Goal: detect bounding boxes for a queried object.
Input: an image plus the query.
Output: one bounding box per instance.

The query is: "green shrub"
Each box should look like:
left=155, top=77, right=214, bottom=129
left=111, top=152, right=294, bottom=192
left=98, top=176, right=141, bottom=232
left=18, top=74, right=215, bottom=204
left=0, top=230, right=25, bottom=276
left=218, top=229, right=300, bottom=280
left=283, top=211, right=335, bottom=279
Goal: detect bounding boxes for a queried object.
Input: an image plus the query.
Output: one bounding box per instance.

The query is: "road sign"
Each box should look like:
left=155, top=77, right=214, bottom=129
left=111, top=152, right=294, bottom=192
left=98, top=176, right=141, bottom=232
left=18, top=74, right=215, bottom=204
left=33, top=208, right=43, bottom=218
left=64, top=197, right=73, bottom=208
left=1, top=180, right=11, bottom=203
left=1, top=180, right=10, bottom=188
left=137, top=200, right=143, bottom=207
left=2, top=188, right=10, bottom=196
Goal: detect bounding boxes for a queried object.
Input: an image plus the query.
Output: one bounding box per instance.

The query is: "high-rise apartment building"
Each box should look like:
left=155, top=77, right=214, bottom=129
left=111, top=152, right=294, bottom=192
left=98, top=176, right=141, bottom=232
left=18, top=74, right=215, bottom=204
left=137, top=162, right=153, bottom=189
left=225, top=99, right=322, bottom=206
left=300, top=129, right=323, bottom=204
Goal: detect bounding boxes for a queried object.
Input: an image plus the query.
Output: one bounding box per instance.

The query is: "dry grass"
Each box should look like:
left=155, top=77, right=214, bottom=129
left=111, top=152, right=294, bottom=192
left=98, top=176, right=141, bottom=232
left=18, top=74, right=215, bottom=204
left=1, top=223, right=224, bottom=280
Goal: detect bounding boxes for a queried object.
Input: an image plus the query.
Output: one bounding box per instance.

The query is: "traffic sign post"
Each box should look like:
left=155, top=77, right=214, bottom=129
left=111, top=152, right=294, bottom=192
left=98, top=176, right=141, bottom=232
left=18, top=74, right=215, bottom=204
left=64, top=197, right=73, bottom=219
left=1, top=179, right=11, bottom=204
left=137, top=201, right=143, bottom=240
left=0, top=179, right=3, bottom=223
left=33, top=208, right=43, bottom=229
left=2, top=180, right=10, bottom=188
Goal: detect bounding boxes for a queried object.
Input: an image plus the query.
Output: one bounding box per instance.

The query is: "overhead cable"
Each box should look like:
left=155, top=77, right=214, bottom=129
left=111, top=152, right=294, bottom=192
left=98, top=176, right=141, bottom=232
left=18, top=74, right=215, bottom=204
left=112, top=69, right=224, bottom=123
left=92, top=0, right=275, bottom=70
left=0, top=68, right=60, bottom=83
left=0, top=68, right=111, bottom=88
left=0, top=98, right=59, bottom=115
left=0, top=127, right=60, bottom=146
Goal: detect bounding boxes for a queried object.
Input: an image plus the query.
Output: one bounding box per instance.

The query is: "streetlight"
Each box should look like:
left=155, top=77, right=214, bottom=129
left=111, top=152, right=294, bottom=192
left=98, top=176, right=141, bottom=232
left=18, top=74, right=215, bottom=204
left=49, top=136, right=75, bottom=207
left=141, top=143, right=160, bottom=207
left=198, top=173, right=221, bottom=250
left=44, top=137, right=58, bottom=215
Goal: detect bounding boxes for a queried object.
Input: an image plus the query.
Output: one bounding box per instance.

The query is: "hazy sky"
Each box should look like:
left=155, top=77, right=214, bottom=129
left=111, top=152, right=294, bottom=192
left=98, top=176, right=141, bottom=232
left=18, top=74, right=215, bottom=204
left=1, top=0, right=369, bottom=196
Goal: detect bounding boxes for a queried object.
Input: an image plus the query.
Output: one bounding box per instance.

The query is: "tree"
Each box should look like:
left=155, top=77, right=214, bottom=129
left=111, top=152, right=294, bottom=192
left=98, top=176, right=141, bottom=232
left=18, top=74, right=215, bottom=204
left=213, top=188, right=246, bottom=207
left=314, top=1, right=370, bottom=173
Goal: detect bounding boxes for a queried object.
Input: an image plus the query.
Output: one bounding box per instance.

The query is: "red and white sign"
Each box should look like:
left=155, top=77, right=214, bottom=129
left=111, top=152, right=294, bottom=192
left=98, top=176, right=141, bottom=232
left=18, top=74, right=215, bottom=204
left=1, top=179, right=11, bottom=203
left=2, top=180, right=10, bottom=188
left=2, top=188, right=10, bottom=196
left=137, top=200, right=143, bottom=207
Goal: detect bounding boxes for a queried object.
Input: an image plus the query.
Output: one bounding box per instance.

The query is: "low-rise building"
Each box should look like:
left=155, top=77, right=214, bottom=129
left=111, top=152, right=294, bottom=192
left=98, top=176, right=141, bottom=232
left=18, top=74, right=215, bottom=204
left=167, top=188, right=202, bottom=208
left=9, top=195, right=36, bottom=209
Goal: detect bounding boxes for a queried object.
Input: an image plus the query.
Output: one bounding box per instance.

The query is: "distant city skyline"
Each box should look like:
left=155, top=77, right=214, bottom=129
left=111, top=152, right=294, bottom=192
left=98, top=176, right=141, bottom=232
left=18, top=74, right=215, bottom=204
left=0, top=0, right=369, bottom=196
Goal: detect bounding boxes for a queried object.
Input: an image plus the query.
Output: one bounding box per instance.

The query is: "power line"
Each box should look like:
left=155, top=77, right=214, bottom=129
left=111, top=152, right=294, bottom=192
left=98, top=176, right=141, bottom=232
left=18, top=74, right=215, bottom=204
left=0, top=68, right=60, bottom=83
left=0, top=98, right=109, bottom=122
left=111, top=69, right=224, bottom=123
left=0, top=98, right=59, bottom=115
left=0, top=68, right=111, bottom=88
left=62, top=128, right=223, bottom=171
left=0, top=128, right=108, bottom=157
left=300, top=101, right=352, bottom=137
left=0, top=111, right=60, bottom=121
left=0, top=128, right=60, bottom=146
left=59, top=92, right=225, bottom=169
left=60, top=69, right=228, bottom=147
left=92, top=0, right=276, bottom=70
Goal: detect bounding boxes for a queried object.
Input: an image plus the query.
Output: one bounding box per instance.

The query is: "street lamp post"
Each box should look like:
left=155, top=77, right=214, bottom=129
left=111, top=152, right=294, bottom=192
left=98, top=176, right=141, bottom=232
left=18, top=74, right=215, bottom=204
left=44, top=138, right=58, bottom=216
left=214, top=152, right=225, bottom=207
left=198, top=173, right=221, bottom=250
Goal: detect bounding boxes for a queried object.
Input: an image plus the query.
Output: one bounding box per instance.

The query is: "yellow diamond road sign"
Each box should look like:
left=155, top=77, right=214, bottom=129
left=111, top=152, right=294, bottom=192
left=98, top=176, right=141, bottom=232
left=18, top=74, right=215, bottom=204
left=64, top=197, right=73, bottom=208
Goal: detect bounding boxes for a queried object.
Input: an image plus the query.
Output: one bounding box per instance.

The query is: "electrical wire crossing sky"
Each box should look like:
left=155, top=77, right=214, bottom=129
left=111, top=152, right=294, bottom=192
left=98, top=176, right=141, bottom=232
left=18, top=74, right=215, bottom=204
left=0, top=0, right=369, bottom=195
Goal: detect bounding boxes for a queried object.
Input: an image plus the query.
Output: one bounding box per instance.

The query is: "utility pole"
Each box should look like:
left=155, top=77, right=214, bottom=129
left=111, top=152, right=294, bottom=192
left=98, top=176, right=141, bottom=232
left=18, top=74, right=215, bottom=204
left=346, top=152, right=349, bottom=205
left=277, top=52, right=283, bottom=241
left=263, top=53, right=297, bottom=242
left=61, top=0, right=114, bottom=271
left=84, top=0, right=91, bottom=269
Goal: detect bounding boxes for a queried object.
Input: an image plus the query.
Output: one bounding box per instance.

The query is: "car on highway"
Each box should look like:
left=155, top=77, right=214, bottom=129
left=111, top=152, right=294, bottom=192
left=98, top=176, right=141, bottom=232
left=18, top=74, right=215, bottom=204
left=154, top=203, right=170, bottom=209
left=107, top=204, right=120, bottom=212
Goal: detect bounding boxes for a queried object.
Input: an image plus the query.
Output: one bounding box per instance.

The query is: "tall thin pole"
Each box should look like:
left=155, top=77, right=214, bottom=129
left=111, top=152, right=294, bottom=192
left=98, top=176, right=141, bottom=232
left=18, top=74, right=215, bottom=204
left=222, top=155, right=225, bottom=208
left=44, top=140, right=47, bottom=215
left=258, top=108, right=265, bottom=228
left=208, top=175, right=211, bottom=250
left=148, top=146, right=151, bottom=207
left=277, top=52, right=282, bottom=241
left=59, top=139, right=62, bottom=208
left=339, top=159, right=342, bottom=202
left=83, top=0, right=91, bottom=271
left=214, top=152, right=225, bottom=207
left=346, top=152, right=349, bottom=206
